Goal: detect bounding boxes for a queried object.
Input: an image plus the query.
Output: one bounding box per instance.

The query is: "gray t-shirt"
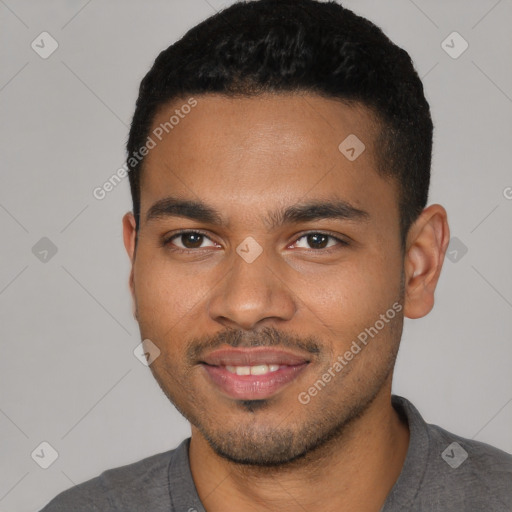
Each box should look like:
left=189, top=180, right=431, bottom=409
left=39, top=396, right=512, bottom=511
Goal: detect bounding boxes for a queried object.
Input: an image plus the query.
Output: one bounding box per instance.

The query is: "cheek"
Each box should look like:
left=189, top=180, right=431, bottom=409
left=295, top=254, right=401, bottom=338
left=132, top=253, right=206, bottom=333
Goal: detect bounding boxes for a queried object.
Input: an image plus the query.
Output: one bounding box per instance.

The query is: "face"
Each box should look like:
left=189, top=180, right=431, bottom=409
left=124, top=93, right=407, bottom=465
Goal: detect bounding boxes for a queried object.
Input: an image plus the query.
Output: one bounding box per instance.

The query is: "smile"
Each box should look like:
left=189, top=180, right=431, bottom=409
left=224, top=364, right=281, bottom=375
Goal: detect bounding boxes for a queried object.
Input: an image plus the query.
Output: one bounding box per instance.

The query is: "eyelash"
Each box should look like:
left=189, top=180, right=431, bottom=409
left=161, top=229, right=350, bottom=254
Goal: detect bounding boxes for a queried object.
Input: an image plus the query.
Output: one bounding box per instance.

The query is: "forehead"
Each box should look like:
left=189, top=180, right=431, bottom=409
left=147, top=93, right=379, bottom=166
left=139, top=93, right=397, bottom=231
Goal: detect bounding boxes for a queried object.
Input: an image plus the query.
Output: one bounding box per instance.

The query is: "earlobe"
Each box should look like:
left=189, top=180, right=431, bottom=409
left=403, top=204, right=450, bottom=319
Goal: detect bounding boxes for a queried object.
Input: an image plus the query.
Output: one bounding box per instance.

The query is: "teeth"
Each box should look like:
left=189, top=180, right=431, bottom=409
left=250, top=364, right=269, bottom=375
left=225, top=364, right=281, bottom=375
left=236, top=366, right=251, bottom=376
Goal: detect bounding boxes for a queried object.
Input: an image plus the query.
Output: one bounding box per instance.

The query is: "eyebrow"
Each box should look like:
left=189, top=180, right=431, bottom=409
left=145, top=196, right=370, bottom=229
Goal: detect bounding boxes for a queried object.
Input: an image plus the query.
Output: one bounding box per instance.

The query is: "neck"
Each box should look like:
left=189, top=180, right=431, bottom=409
left=189, top=388, right=409, bottom=512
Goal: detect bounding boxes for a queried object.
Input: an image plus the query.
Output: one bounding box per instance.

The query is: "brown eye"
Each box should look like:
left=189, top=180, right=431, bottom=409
left=306, top=233, right=329, bottom=249
left=166, top=231, right=217, bottom=250
left=293, top=232, right=348, bottom=250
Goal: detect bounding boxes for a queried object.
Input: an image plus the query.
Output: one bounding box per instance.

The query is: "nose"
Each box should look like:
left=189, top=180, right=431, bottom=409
left=207, top=244, right=297, bottom=331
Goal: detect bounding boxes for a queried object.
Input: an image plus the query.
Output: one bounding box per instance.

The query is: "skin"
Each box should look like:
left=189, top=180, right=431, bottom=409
left=123, top=93, right=450, bottom=511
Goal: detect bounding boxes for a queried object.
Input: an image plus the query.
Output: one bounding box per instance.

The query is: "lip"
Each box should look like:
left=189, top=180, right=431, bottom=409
left=200, top=347, right=311, bottom=400
left=201, top=347, right=310, bottom=367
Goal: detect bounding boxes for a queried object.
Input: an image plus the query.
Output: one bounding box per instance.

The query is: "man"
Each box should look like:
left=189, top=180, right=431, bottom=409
left=41, top=0, right=512, bottom=510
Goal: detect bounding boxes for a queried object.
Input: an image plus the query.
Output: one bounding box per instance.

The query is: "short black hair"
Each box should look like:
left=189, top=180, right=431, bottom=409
left=127, top=0, right=432, bottom=247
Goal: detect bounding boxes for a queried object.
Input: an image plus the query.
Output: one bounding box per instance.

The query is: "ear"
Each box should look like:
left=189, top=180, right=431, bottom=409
left=122, top=212, right=137, bottom=314
left=403, top=204, right=450, bottom=319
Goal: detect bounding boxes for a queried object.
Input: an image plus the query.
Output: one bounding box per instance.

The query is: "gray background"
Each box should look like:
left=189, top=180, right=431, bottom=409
left=1, top=0, right=511, bottom=510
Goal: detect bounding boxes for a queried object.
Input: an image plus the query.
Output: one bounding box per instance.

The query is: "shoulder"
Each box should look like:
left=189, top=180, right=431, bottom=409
left=39, top=445, right=179, bottom=511
left=427, top=421, right=512, bottom=490
left=394, top=396, right=512, bottom=510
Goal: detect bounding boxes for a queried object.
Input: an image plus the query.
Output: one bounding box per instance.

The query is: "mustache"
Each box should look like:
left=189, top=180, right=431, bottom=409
left=186, top=325, right=321, bottom=363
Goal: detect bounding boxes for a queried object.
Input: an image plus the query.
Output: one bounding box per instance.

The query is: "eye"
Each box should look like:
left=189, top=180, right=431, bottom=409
left=164, top=230, right=218, bottom=251
left=291, top=232, right=348, bottom=250
left=162, top=230, right=349, bottom=253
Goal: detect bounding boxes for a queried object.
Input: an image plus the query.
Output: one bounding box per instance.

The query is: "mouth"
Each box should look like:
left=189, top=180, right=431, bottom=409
left=199, top=347, right=311, bottom=400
